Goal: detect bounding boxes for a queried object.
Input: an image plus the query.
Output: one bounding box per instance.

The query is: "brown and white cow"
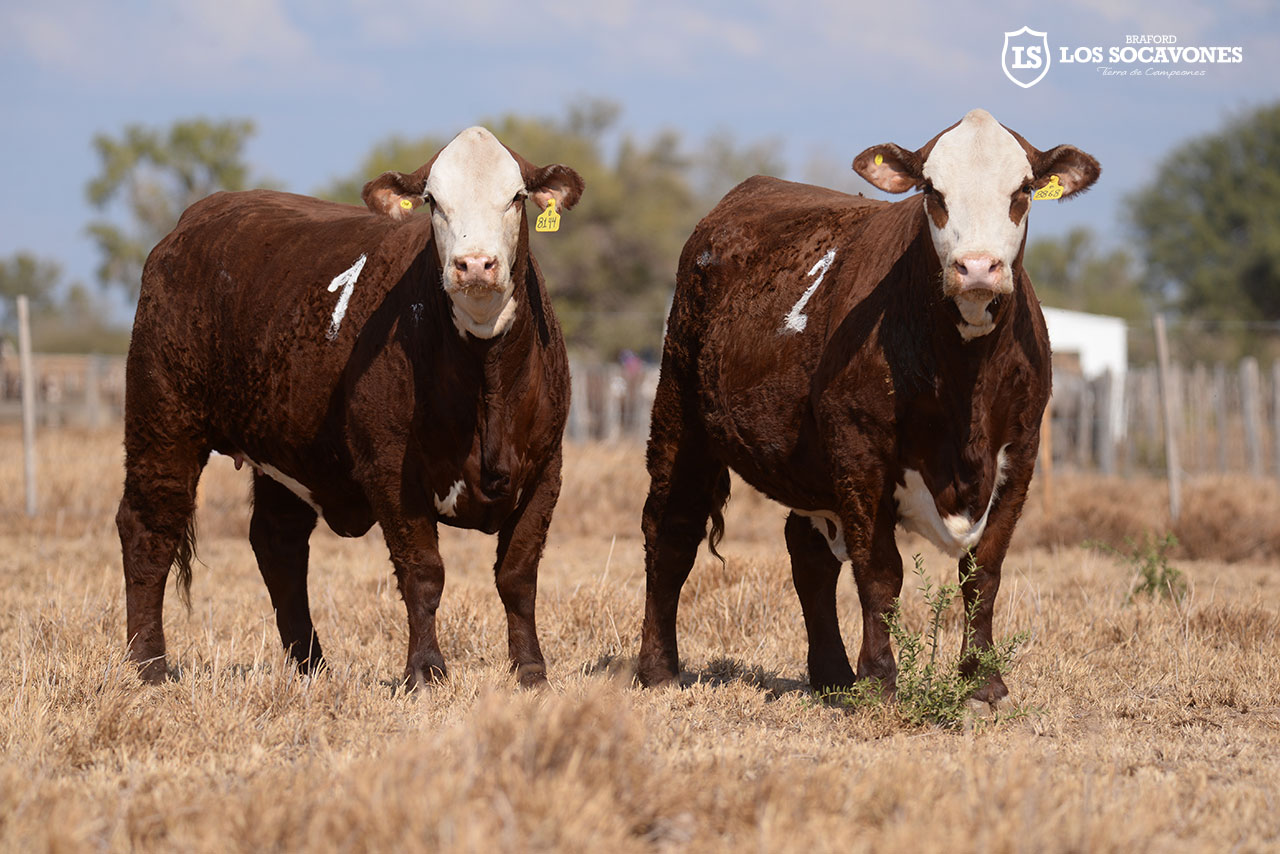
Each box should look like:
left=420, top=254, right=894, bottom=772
left=118, top=127, right=583, bottom=689
left=638, top=109, right=1099, bottom=703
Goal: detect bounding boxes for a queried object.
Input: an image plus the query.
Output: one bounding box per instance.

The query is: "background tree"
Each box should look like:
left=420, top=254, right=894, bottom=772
left=0, top=252, right=129, bottom=353
left=319, top=99, right=784, bottom=357
left=1024, top=227, right=1148, bottom=322
left=0, top=253, right=59, bottom=333
left=86, top=118, right=258, bottom=300
left=1128, top=102, right=1280, bottom=324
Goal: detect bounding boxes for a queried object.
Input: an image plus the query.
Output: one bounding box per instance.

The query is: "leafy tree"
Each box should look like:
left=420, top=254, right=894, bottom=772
left=86, top=118, right=258, bottom=300
left=319, top=99, right=783, bottom=357
left=0, top=252, right=129, bottom=353
left=1024, top=227, right=1148, bottom=322
left=0, top=252, right=59, bottom=332
left=1127, top=103, right=1280, bottom=323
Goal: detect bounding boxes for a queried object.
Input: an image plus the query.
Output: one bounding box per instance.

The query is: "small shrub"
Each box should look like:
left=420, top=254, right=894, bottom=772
left=1091, top=532, right=1186, bottom=603
left=828, top=554, right=1027, bottom=729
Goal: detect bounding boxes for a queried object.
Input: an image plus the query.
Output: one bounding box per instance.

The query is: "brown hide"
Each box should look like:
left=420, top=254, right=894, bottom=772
left=639, top=175, right=1051, bottom=701
left=120, top=175, right=570, bottom=688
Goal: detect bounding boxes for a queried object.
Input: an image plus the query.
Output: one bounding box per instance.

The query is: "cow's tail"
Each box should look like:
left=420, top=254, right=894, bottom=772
left=172, top=515, right=198, bottom=612
left=706, top=468, right=731, bottom=565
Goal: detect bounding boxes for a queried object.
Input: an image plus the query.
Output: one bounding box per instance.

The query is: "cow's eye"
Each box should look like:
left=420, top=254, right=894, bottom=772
left=1020, top=182, right=1034, bottom=195
left=512, top=191, right=528, bottom=206
left=923, top=181, right=945, bottom=208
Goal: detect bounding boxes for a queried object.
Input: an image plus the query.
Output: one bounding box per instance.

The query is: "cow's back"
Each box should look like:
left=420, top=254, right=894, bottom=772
left=665, top=177, right=914, bottom=508
left=130, top=189, right=436, bottom=442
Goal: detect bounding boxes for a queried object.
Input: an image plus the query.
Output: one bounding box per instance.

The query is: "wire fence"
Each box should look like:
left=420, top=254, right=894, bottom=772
left=5, top=348, right=1280, bottom=481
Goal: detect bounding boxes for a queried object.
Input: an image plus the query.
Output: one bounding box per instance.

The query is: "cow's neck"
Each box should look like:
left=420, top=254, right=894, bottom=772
left=454, top=254, right=542, bottom=496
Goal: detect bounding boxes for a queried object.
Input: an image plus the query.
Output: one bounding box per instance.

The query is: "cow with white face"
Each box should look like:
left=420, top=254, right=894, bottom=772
left=638, top=109, right=1099, bottom=706
left=853, top=108, right=1099, bottom=338
left=363, top=126, right=583, bottom=338
left=120, top=126, right=584, bottom=691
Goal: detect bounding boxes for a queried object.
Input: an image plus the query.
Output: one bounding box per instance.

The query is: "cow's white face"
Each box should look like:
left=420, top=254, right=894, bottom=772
left=360, top=126, right=585, bottom=340
left=426, top=127, right=527, bottom=339
left=854, top=109, right=1100, bottom=339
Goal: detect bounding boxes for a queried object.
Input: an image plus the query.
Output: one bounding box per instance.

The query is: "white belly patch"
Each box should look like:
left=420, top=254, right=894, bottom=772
left=893, top=445, right=1010, bottom=557
left=233, top=453, right=323, bottom=515
left=796, top=509, right=848, bottom=562
left=434, top=479, right=465, bottom=517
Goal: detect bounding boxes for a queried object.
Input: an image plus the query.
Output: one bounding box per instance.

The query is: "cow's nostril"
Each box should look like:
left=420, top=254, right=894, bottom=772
left=988, top=260, right=1001, bottom=274
left=954, top=260, right=969, bottom=277
left=483, top=258, right=495, bottom=271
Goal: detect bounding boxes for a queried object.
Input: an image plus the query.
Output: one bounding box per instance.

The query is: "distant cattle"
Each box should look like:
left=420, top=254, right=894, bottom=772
left=638, top=109, right=1099, bottom=703
left=118, top=127, right=584, bottom=688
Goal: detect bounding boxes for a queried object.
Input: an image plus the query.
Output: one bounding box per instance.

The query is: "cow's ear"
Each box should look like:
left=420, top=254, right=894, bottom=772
left=1033, top=145, right=1100, bottom=198
left=526, top=164, right=585, bottom=212
left=362, top=171, right=427, bottom=220
left=853, top=143, right=923, bottom=194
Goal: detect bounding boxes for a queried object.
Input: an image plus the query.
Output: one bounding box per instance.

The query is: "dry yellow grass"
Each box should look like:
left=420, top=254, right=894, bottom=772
left=2, top=426, right=1278, bottom=852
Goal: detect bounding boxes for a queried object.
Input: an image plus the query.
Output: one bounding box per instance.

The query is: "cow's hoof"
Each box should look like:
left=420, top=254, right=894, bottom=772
left=403, top=658, right=448, bottom=692
left=970, top=672, right=1009, bottom=705
left=808, top=658, right=856, bottom=698
left=635, top=661, right=679, bottom=689
left=135, top=656, right=169, bottom=685
left=515, top=662, right=548, bottom=689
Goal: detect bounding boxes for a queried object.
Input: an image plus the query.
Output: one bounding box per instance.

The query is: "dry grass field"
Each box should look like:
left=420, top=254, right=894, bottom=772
left=2, top=426, right=1278, bottom=852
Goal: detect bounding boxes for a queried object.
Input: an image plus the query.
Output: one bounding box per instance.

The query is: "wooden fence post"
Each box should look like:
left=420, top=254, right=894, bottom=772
left=1213, top=362, right=1229, bottom=472
left=1241, top=357, right=1263, bottom=474
left=1097, top=370, right=1116, bottom=475
left=1154, top=314, right=1180, bottom=520
left=18, top=296, right=37, bottom=517
left=1273, top=360, right=1280, bottom=478
left=84, top=355, right=103, bottom=429
left=1039, top=400, right=1053, bottom=513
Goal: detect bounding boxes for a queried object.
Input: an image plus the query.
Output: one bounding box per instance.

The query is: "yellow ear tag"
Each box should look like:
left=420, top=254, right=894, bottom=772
left=399, top=198, right=414, bottom=211
left=874, top=154, right=884, bottom=166
left=535, top=198, right=561, bottom=233
left=1033, top=175, right=1064, bottom=201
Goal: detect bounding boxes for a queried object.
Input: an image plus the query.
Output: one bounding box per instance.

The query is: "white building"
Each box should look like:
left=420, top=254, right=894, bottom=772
left=1041, top=306, right=1128, bottom=438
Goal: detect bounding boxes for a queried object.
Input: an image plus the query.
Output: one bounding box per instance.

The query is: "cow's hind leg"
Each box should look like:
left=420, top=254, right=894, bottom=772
left=117, top=443, right=206, bottom=684
left=784, top=512, right=855, bottom=694
left=637, top=383, right=728, bottom=686
left=250, top=472, right=323, bottom=673
left=492, top=451, right=562, bottom=688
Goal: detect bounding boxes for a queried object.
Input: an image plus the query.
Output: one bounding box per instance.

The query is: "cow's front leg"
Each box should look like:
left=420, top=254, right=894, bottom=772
left=959, top=450, right=1037, bottom=705
left=845, top=494, right=904, bottom=693
left=382, top=515, right=447, bottom=689
left=493, top=452, right=561, bottom=688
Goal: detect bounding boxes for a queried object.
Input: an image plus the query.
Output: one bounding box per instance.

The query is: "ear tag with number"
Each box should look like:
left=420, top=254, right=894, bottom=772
left=535, top=198, right=561, bottom=233
left=1033, top=175, right=1064, bottom=201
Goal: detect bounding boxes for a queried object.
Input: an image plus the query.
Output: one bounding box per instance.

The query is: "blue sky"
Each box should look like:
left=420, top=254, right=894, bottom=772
left=2, top=0, right=1277, bottom=306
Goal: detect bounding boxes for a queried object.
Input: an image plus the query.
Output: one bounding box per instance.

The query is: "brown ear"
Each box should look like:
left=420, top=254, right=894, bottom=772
left=527, top=164, right=585, bottom=211
left=502, top=145, right=585, bottom=212
left=1033, top=145, right=1101, bottom=198
left=362, top=171, right=426, bottom=220
left=852, top=143, right=923, bottom=194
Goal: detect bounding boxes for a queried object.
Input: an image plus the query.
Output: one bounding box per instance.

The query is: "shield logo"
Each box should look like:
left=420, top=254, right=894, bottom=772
left=1002, top=26, right=1051, bottom=88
